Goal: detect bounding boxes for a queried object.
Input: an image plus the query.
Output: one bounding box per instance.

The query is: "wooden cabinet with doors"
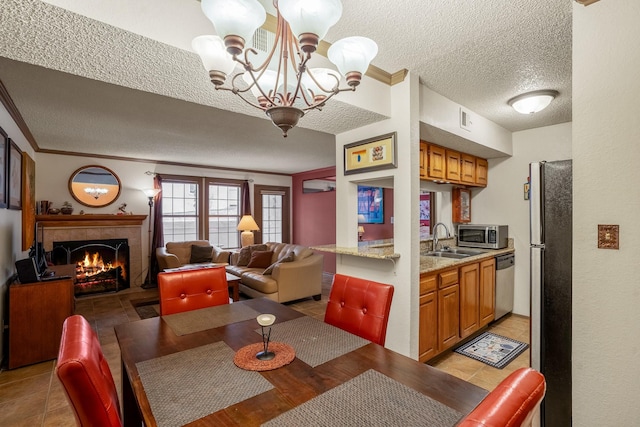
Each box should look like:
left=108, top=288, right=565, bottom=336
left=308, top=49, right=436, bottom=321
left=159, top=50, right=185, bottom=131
left=479, top=258, right=496, bottom=327
left=436, top=268, right=460, bottom=352
left=452, top=187, right=472, bottom=223
left=418, top=274, right=438, bottom=362
left=420, top=141, right=488, bottom=187
left=459, top=263, right=480, bottom=339
left=445, top=150, right=461, bottom=183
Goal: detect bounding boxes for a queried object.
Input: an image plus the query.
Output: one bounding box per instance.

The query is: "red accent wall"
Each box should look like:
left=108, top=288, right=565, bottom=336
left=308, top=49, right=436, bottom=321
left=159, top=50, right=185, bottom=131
left=292, top=167, right=336, bottom=273
left=359, top=188, right=394, bottom=241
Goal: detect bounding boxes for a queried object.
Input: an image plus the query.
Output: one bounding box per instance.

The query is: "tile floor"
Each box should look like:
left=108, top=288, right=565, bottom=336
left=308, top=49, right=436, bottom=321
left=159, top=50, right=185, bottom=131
left=0, top=274, right=530, bottom=426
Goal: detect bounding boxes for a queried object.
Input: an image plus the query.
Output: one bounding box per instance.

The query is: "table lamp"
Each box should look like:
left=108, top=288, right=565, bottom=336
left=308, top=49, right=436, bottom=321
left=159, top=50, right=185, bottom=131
left=237, top=215, right=260, bottom=247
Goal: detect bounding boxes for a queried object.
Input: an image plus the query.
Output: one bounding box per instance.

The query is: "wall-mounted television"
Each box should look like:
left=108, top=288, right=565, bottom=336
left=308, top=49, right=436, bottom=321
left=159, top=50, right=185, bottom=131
left=357, top=186, right=384, bottom=224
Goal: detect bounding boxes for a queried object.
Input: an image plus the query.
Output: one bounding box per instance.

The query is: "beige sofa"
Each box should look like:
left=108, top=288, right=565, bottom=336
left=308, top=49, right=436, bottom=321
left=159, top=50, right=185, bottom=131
left=226, top=242, right=323, bottom=303
left=156, top=241, right=231, bottom=271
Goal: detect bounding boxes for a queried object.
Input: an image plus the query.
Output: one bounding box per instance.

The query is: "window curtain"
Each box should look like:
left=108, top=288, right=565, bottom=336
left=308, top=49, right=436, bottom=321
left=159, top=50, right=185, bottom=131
left=241, top=180, right=251, bottom=216
left=150, top=174, right=164, bottom=284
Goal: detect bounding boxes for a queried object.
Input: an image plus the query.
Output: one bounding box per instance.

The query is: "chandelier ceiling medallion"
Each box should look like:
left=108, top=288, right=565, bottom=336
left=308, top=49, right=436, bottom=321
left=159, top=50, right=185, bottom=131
left=193, top=0, right=378, bottom=137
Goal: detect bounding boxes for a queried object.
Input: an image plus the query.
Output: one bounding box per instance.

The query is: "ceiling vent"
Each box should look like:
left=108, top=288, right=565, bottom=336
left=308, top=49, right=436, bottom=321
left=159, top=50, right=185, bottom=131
left=251, top=28, right=275, bottom=54
left=460, top=107, right=472, bottom=132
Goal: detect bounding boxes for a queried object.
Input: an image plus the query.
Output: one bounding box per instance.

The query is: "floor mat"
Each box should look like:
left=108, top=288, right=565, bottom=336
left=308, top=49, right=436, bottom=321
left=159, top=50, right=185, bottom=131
left=454, top=332, right=528, bottom=369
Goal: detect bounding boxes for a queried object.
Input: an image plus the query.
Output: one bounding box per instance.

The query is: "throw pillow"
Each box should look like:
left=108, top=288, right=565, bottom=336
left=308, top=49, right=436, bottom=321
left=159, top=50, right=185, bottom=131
left=190, top=245, right=213, bottom=263
left=237, top=244, right=268, bottom=266
left=247, top=251, right=274, bottom=268
left=263, top=251, right=295, bottom=275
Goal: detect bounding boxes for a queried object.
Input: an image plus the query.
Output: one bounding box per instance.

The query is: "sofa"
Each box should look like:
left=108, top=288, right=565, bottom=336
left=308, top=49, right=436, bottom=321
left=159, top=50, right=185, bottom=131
left=225, top=242, right=323, bottom=303
left=156, top=241, right=231, bottom=271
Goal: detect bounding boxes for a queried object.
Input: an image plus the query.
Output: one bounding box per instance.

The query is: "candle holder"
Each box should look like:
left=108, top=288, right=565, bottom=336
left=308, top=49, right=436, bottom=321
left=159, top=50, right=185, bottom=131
left=256, top=314, right=276, bottom=361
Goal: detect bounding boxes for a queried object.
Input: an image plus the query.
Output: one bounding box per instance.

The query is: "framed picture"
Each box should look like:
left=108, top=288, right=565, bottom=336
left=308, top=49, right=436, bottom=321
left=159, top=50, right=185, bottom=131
left=22, top=153, right=36, bottom=250
left=357, top=186, right=384, bottom=224
left=8, top=139, right=22, bottom=210
left=344, top=132, right=397, bottom=175
left=0, top=127, right=7, bottom=209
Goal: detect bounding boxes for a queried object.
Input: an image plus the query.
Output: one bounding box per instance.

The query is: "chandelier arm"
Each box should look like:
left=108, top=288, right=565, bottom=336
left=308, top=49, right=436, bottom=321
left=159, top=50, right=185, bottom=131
left=220, top=88, right=268, bottom=111
left=301, top=86, right=356, bottom=112
left=306, top=70, right=341, bottom=95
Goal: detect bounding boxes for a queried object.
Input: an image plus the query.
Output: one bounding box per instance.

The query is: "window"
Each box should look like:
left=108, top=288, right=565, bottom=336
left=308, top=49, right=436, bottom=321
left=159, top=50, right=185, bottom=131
left=254, top=185, right=290, bottom=243
left=161, top=180, right=199, bottom=242
left=160, top=176, right=243, bottom=248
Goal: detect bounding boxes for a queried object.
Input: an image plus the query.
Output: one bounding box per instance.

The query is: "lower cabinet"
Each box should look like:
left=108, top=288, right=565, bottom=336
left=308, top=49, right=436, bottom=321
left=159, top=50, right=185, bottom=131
left=419, top=257, right=498, bottom=362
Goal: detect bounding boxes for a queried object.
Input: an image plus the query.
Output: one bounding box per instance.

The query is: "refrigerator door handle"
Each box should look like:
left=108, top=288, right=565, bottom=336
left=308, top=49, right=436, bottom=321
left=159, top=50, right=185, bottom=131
left=530, top=246, right=543, bottom=372
left=530, top=162, right=543, bottom=245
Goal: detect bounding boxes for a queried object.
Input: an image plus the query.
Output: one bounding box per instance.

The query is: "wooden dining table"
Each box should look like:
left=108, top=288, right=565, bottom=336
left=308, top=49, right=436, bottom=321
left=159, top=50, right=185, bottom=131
left=114, top=298, right=488, bottom=427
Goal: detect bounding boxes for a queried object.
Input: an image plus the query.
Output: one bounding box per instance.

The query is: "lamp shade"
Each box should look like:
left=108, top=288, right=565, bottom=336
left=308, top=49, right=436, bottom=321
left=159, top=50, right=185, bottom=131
left=201, top=0, right=266, bottom=45
left=302, top=68, right=341, bottom=95
left=142, top=188, right=161, bottom=198
left=508, top=90, right=559, bottom=114
left=243, top=70, right=279, bottom=99
left=328, top=36, right=378, bottom=77
left=278, top=0, right=343, bottom=40
left=237, top=215, right=260, bottom=231
left=192, top=35, right=237, bottom=76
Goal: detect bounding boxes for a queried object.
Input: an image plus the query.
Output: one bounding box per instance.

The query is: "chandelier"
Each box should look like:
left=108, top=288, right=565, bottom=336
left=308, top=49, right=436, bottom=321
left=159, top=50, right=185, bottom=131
left=84, top=187, right=109, bottom=199
left=192, top=0, right=378, bottom=137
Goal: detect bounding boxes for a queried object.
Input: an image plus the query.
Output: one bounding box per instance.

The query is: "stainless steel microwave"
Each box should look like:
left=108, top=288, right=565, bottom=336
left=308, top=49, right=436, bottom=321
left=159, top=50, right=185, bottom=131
left=457, top=224, right=509, bottom=249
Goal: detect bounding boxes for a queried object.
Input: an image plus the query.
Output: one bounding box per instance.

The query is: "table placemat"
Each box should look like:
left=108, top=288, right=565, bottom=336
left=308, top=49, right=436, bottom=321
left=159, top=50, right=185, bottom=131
left=136, top=341, right=273, bottom=427
left=258, top=316, right=370, bottom=367
left=262, top=369, right=463, bottom=427
left=163, top=303, right=260, bottom=336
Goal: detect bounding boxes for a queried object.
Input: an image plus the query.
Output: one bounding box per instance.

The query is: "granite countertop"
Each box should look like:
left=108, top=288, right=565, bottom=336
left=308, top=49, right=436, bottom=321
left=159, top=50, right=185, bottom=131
left=310, top=242, right=400, bottom=260
left=419, top=246, right=514, bottom=274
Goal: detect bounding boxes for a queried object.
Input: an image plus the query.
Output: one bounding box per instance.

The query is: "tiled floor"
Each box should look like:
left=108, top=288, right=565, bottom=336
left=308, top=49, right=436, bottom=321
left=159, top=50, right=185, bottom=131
left=0, top=274, right=529, bottom=426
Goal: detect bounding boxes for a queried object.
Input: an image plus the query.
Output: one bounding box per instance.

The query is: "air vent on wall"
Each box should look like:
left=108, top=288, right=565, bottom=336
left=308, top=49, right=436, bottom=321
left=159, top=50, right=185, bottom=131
left=460, top=107, right=472, bottom=132
left=251, top=28, right=275, bottom=54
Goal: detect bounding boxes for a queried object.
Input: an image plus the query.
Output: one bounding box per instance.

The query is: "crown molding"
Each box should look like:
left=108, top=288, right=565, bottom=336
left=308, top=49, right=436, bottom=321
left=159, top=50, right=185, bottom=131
left=0, top=79, right=38, bottom=150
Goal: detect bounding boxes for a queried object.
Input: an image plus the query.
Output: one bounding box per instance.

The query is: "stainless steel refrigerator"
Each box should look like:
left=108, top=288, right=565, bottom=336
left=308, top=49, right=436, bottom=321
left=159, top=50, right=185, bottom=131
left=529, top=160, right=572, bottom=427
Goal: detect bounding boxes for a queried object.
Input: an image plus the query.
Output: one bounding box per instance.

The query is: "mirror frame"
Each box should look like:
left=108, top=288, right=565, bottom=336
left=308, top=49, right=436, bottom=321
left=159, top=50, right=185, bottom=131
left=68, top=165, right=121, bottom=208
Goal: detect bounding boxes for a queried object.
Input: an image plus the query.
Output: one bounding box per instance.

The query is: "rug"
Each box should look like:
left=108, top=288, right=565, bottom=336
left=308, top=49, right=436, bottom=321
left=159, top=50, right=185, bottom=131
left=130, top=298, right=160, bottom=319
left=454, top=332, right=528, bottom=369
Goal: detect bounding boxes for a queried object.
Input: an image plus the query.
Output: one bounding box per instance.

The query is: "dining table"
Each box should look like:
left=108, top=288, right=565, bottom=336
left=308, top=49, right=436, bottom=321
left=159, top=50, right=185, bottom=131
left=114, top=297, right=488, bottom=427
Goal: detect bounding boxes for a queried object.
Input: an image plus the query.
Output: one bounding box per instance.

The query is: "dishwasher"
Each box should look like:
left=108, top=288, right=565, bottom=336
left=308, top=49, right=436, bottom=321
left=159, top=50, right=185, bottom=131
left=494, top=253, right=515, bottom=320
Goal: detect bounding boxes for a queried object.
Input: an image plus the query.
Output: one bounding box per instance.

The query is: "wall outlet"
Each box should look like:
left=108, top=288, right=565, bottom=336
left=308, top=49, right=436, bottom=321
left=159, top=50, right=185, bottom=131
left=390, top=217, right=394, bottom=224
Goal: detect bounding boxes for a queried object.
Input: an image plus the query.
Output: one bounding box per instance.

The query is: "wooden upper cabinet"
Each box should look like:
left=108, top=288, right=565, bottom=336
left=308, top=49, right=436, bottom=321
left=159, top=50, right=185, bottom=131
left=420, top=141, right=427, bottom=178
left=475, top=158, right=488, bottom=187
left=445, top=150, right=461, bottom=183
left=460, top=154, right=476, bottom=184
left=427, top=144, right=446, bottom=180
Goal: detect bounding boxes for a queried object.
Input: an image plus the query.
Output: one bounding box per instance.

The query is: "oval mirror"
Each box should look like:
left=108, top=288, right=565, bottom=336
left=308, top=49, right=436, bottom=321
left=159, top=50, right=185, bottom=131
left=68, top=165, right=121, bottom=208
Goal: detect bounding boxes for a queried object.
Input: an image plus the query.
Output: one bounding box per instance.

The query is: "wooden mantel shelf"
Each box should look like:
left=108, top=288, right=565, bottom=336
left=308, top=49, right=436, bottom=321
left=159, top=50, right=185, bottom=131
left=35, top=214, right=147, bottom=227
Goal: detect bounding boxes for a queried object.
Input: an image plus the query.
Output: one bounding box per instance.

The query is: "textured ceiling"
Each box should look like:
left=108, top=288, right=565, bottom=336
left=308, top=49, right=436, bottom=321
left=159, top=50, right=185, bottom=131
left=0, top=0, right=572, bottom=174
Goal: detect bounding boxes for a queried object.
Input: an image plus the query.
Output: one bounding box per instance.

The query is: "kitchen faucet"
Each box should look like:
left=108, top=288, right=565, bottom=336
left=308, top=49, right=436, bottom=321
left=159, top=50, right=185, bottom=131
left=433, top=222, right=451, bottom=252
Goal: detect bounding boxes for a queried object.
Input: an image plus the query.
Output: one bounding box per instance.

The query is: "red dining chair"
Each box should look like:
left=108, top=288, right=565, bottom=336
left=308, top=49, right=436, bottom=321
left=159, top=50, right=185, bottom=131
left=56, top=315, right=122, bottom=427
left=324, top=274, right=394, bottom=346
left=158, top=266, right=230, bottom=316
left=457, top=367, right=546, bottom=427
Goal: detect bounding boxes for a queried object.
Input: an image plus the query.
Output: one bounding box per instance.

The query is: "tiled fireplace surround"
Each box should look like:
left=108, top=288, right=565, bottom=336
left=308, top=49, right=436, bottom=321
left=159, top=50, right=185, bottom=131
left=38, top=216, right=146, bottom=288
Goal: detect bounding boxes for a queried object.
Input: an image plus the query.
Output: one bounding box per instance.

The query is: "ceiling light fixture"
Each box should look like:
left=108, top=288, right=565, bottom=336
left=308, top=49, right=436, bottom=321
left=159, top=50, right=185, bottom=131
left=193, top=0, right=378, bottom=137
left=508, top=90, right=559, bottom=115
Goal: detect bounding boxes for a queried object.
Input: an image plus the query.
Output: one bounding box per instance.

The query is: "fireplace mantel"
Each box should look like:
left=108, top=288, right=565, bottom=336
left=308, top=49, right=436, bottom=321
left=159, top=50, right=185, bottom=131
left=35, top=214, right=147, bottom=227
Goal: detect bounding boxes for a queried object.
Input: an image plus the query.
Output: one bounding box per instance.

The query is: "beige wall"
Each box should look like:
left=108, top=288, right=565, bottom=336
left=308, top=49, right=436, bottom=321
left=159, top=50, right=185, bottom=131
left=472, top=122, right=572, bottom=316
left=573, top=1, right=640, bottom=424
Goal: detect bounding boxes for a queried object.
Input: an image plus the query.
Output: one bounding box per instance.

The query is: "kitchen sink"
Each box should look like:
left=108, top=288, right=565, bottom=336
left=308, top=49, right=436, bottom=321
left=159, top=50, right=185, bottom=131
left=447, top=248, right=489, bottom=256
left=422, top=248, right=489, bottom=259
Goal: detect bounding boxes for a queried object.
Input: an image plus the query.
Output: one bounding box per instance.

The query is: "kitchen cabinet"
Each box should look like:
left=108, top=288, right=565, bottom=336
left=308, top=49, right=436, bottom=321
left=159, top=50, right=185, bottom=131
left=445, top=150, right=461, bottom=183
left=438, top=283, right=460, bottom=352
left=479, top=258, right=496, bottom=327
left=420, top=141, right=488, bottom=187
left=452, top=187, right=472, bottom=223
left=8, top=277, right=75, bottom=369
left=419, top=275, right=437, bottom=362
left=459, top=263, right=480, bottom=339
left=475, top=158, right=488, bottom=187
left=460, top=154, right=476, bottom=184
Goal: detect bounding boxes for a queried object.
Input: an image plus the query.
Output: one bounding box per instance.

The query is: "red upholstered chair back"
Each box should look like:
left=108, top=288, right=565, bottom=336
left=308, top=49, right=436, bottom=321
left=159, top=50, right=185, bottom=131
left=324, top=274, right=394, bottom=346
left=158, top=266, right=229, bottom=316
left=457, top=367, right=546, bottom=427
left=56, top=315, right=122, bottom=427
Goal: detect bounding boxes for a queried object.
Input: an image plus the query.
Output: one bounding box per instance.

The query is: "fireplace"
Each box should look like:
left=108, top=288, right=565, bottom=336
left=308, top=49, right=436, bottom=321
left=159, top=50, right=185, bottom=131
left=52, top=238, right=130, bottom=296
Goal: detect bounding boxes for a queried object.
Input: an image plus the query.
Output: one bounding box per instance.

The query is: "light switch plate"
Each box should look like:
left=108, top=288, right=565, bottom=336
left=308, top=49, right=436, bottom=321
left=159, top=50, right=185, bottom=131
left=598, top=224, right=619, bottom=249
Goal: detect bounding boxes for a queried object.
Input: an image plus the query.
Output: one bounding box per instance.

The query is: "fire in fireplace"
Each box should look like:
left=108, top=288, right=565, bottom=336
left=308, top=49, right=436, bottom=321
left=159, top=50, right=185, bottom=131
left=51, top=239, right=130, bottom=296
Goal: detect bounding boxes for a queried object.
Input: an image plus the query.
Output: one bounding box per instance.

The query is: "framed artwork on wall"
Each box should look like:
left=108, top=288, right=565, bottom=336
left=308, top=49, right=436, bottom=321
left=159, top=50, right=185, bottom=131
left=357, top=186, right=384, bottom=224
left=8, top=139, right=22, bottom=210
left=22, top=153, right=36, bottom=250
left=0, top=127, right=7, bottom=209
left=344, top=132, right=397, bottom=175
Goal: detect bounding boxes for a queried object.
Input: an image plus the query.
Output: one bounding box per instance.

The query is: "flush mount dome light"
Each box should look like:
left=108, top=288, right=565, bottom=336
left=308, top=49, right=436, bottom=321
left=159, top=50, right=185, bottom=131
left=508, top=90, right=559, bottom=114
